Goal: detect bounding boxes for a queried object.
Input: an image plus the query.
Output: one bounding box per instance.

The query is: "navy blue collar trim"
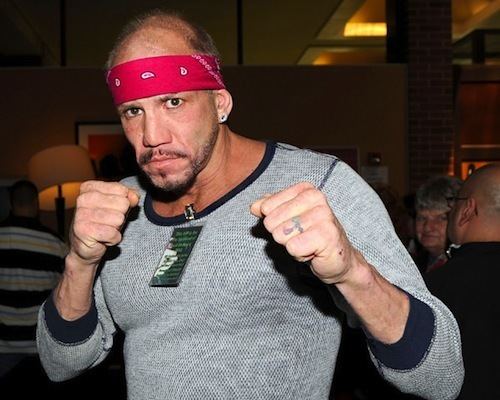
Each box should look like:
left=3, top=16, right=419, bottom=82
left=144, top=141, right=276, bottom=226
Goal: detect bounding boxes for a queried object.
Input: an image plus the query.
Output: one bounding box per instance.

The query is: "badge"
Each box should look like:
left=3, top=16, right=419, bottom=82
left=149, top=225, right=203, bottom=287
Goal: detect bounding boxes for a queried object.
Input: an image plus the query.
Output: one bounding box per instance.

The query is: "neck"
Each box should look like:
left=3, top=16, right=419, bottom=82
left=461, top=223, right=500, bottom=243
left=152, top=128, right=265, bottom=217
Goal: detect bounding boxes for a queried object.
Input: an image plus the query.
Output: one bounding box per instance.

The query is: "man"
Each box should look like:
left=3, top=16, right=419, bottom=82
left=37, top=10, right=463, bottom=399
left=427, top=164, right=500, bottom=399
left=413, top=176, right=462, bottom=274
left=0, top=181, right=66, bottom=389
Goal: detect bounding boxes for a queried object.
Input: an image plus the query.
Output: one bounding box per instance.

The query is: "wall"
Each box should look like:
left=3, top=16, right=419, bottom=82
left=225, top=65, right=408, bottom=196
left=0, top=65, right=407, bottom=229
left=406, top=0, right=454, bottom=188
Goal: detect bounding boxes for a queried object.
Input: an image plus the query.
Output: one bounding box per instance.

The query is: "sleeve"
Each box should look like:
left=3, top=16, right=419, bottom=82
left=323, top=161, right=464, bottom=400
left=36, top=277, right=117, bottom=382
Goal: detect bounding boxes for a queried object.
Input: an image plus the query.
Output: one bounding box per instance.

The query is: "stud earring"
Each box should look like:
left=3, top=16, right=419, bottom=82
left=219, top=114, right=227, bottom=123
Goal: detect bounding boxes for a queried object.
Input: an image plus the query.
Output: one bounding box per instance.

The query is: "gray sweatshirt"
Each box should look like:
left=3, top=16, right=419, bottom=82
left=37, top=142, right=463, bottom=399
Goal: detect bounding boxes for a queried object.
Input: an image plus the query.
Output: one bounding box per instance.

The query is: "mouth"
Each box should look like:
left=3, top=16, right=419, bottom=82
left=140, top=149, right=188, bottom=166
left=421, top=235, right=441, bottom=242
left=149, top=155, right=182, bottom=163
left=143, top=157, right=187, bottom=173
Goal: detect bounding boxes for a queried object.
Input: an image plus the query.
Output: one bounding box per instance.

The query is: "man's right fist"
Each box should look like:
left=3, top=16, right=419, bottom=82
left=69, top=180, right=140, bottom=267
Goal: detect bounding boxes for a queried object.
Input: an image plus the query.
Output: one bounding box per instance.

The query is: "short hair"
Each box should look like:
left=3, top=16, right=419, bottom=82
left=106, top=9, right=220, bottom=69
left=415, top=175, right=462, bottom=212
left=10, top=180, right=38, bottom=208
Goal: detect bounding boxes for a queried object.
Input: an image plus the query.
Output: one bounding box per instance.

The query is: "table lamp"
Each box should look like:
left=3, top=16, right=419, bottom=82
left=28, top=145, right=95, bottom=237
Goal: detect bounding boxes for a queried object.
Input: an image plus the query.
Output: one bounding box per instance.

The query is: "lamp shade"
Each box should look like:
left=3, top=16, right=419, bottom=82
left=28, top=145, right=95, bottom=211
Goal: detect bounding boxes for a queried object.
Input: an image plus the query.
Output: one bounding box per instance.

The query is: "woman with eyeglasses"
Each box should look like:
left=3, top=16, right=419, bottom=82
left=412, top=175, right=463, bottom=274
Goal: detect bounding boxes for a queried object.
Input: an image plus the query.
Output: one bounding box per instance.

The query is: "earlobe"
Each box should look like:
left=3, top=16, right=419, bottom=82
left=215, top=89, right=233, bottom=121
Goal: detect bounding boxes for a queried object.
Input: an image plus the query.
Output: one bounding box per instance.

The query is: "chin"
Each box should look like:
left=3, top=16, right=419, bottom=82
left=147, top=170, right=196, bottom=194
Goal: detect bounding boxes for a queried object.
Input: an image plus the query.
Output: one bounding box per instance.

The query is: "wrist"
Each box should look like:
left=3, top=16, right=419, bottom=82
left=326, top=249, right=372, bottom=288
left=65, top=251, right=100, bottom=273
left=54, top=253, right=98, bottom=321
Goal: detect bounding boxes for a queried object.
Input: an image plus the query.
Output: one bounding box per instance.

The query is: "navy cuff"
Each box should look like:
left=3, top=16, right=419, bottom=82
left=43, top=292, right=98, bottom=344
left=367, top=293, right=435, bottom=370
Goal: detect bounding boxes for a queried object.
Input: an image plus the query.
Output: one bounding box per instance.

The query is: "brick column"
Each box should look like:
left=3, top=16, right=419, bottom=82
left=388, top=0, right=454, bottom=191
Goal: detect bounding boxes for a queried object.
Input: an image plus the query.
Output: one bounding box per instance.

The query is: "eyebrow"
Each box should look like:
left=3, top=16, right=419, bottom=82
left=117, top=102, right=140, bottom=112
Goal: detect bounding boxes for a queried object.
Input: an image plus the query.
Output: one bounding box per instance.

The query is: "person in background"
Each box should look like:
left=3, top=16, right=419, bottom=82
left=0, top=180, right=66, bottom=394
left=37, top=9, right=463, bottom=400
left=427, top=163, right=500, bottom=399
left=414, top=175, right=462, bottom=274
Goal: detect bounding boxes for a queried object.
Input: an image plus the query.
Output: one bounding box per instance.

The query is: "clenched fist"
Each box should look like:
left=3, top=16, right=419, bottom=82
left=69, top=180, right=140, bottom=267
left=250, top=182, right=357, bottom=285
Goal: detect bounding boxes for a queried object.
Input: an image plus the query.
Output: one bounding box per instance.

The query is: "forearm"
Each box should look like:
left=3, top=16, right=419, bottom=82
left=335, top=249, right=410, bottom=344
left=54, top=252, right=98, bottom=320
left=37, top=286, right=110, bottom=382
left=37, top=269, right=114, bottom=382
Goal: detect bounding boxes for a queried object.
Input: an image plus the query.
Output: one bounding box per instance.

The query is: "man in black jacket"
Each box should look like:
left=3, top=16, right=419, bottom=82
left=427, top=163, right=500, bottom=400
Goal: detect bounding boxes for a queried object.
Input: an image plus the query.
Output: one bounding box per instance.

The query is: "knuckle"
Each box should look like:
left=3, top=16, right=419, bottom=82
left=79, top=180, right=95, bottom=193
left=273, top=235, right=286, bottom=246
left=115, top=212, right=126, bottom=227
left=108, top=181, right=128, bottom=195
left=262, top=216, right=275, bottom=233
left=260, top=198, right=274, bottom=216
left=312, top=204, right=332, bottom=219
left=76, top=190, right=98, bottom=208
left=72, top=207, right=88, bottom=226
left=108, top=229, right=123, bottom=245
left=300, top=188, right=325, bottom=204
left=285, top=237, right=299, bottom=255
left=115, top=196, right=132, bottom=213
left=298, top=181, right=315, bottom=190
left=271, top=227, right=286, bottom=245
left=94, top=224, right=117, bottom=243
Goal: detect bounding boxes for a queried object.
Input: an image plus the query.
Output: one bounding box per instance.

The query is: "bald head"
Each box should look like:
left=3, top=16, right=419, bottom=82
left=447, top=163, right=500, bottom=244
left=462, top=163, right=500, bottom=217
left=106, top=10, right=220, bottom=68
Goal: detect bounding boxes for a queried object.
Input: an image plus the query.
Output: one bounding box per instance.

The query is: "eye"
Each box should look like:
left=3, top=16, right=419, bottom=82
left=123, top=107, right=143, bottom=118
left=165, top=98, right=183, bottom=109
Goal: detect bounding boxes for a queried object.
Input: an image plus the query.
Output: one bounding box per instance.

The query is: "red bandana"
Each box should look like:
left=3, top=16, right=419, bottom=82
left=106, top=54, right=226, bottom=105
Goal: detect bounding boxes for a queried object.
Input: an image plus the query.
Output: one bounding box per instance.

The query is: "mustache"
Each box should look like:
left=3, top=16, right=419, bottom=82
left=139, top=148, right=189, bottom=165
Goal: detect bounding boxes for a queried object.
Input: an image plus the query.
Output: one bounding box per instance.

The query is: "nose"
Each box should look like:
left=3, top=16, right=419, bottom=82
left=423, top=218, right=445, bottom=233
left=142, top=111, right=173, bottom=147
left=422, top=220, right=434, bottom=233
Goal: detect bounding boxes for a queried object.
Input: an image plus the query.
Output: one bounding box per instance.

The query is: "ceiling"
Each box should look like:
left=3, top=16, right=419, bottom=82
left=1, top=0, right=500, bottom=67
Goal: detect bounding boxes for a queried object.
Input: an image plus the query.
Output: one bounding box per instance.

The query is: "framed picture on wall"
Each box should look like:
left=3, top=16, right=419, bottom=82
left=75, top=122, right=137, bottom=180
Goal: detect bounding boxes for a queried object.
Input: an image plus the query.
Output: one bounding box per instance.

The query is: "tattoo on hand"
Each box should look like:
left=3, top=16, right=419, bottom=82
left=283, top=216, right=304, bottom=235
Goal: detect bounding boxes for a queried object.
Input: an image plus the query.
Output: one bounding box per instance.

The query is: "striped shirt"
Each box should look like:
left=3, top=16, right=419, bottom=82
left=0, top=216, right=66, bottom=354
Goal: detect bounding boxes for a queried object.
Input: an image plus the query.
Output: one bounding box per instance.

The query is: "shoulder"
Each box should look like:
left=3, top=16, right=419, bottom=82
left=274, top=142, right=340, bottom=167
left=270, top=142, right=347, bottom=186
left=271, top=142, right=377, bottom=209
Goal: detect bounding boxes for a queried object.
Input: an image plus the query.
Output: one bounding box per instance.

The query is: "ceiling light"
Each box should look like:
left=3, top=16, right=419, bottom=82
left=344, top=22, right=387, bottom=37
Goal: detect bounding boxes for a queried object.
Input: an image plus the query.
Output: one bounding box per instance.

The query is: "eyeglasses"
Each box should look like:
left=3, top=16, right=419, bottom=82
left=445, top=196, right=468, bottom=208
